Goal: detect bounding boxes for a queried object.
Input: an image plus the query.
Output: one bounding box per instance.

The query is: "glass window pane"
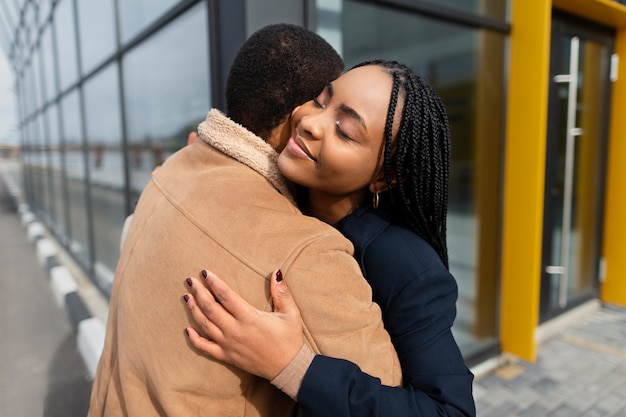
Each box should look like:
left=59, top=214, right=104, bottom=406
left=54, top=0, right=79, bottom=91
left=39, top=0, right=52, bottom=26
left=61, top=89, right=91, bottom=267
left=118, top=0, right=180, bottom=44
left=40, top=25, right=57, bottom=102
left=45, top=103, right=69, bottom=241
left=31, top=49, right=42, bottom=110
left=25, top=61, right=37, bottom=116
left=77, top=0, right=116, bottom=74
left=1, top=0, right=19, bottom=32
left=83, top=63, right=124, bottom=292
left=35, top=113, right=53, bottom=220
left=31, top=115, right=48, bottom=216
left=123, top=1, right=210, bottom=201
left=421, top=0, right=508, bottom=22
left=319, top=0, right=506, bottom=359
left=24, top=2, right=35, bottom=47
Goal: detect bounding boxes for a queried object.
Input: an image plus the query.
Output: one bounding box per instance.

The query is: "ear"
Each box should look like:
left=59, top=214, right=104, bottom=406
left=368, top=171, right=396, bottom=194
left=369, top=173, right=389, bottom=194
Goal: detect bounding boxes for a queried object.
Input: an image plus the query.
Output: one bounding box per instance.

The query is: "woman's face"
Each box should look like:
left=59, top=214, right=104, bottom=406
left=278, top=65, right=394, bottom=201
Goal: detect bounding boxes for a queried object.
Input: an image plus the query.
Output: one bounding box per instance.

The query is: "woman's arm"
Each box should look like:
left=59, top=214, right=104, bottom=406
left=183, top=269, right=475, bottom=417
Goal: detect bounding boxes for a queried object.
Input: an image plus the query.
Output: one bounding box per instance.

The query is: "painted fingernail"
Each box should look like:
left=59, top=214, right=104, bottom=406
left=183, top=294, right=190, bottom=303
left=276, top=269, right=283, bottom=282
left=186, top=277, right=193, bottom=287
left=201, top=270, right=208, bottom=279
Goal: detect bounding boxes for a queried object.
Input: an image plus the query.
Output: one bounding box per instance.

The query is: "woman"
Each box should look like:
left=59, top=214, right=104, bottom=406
left=184, top=60, right=475, bottom=416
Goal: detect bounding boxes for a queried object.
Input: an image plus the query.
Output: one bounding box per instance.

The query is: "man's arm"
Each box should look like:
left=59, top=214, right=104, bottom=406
left=280, top=234, right=401, bottom=387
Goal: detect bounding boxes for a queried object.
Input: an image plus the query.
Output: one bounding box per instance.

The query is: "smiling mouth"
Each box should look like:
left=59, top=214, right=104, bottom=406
left=291, top=135, right=317, bottom=162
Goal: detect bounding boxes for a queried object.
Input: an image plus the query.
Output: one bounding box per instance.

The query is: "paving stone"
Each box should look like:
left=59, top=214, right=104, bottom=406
left=518, top=403, right=549, bottom=417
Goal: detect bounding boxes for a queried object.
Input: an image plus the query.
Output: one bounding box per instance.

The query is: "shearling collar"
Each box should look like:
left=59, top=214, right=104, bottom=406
left=197, top=109, right=295, bottom=205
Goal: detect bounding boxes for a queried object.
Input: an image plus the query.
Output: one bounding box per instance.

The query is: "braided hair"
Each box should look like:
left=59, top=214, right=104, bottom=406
left=353, top=60, right=451, bottom=269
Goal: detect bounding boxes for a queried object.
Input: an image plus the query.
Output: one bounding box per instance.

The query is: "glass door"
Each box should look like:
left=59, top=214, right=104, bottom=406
left=540, top=13, right=614, bottom=322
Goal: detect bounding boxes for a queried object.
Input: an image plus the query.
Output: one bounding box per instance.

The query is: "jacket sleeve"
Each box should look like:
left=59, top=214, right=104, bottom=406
left=282, top=234, right=402, bottom=389
left=295, top=238, right=476, bottom=417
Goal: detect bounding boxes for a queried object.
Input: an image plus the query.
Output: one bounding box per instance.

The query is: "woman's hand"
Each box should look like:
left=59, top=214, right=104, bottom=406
left=183, top=269, right=304, bottom=380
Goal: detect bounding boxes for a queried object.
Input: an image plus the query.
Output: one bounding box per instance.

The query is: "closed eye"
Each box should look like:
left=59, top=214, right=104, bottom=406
left=312, top=97, right=325, bottom=109
left=335, top=121, right=353, bottom=141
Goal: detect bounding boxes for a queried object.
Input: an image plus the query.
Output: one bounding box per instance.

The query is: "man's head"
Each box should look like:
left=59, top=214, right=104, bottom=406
left=226, top=23, right=344, bottom=151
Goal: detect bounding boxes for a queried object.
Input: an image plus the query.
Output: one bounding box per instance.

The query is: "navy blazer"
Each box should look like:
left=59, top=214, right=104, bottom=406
left=297, top=205, right=476, bottom=417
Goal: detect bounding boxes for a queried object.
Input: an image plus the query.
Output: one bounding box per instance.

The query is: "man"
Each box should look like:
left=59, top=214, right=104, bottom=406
left=89, top=24, right=401, bottom=417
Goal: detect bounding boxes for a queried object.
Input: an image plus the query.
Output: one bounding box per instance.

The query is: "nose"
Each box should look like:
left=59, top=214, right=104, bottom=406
left=298, top=105, right=325, bottom=141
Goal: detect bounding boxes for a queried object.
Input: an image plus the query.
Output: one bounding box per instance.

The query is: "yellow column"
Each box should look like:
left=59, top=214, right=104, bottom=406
left=500, top=0, right=552, bottom=362
left=602, top=27, right=626, bottom=306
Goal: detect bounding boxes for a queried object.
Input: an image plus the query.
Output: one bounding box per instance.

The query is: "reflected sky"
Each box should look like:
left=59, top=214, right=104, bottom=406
left=77, top=0, right=117, bottom=75
left=83, top=64, right=122, bottom=145
left=55, top=0, right=79, bottom=91
left=118, top=0, right=181, bottom=44
left=123, top=1, right=210, bottom=145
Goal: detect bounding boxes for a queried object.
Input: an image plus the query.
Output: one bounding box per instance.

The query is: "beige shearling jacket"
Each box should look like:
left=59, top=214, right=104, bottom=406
left=88, top=109, right=401, bottom=417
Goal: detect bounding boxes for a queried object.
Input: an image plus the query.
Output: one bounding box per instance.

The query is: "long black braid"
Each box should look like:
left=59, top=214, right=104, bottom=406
left=353, top=60, right=451, bottom=269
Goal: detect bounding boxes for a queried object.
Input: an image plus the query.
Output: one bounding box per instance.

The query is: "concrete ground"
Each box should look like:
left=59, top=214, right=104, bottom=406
left=0, top=167, right=92, bottom=417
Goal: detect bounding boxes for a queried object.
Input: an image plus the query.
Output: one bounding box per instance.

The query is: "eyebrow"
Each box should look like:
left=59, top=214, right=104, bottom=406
left=327, top=83, right=368, bottom=133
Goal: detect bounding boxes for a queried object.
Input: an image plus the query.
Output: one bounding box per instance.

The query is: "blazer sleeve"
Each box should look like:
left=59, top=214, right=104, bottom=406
left=296, top=237, right=476, bottom=417
left=282, top=233, right=402, bottom=389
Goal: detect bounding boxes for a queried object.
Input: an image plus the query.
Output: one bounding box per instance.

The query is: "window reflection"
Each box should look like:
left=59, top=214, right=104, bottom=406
left=77, top=0, right=116, bottom=75
left=123, top=2, right=210, bottom=202
left=45, top=103, right=69, bottom=242
left=31, top=51, right=42, bottom=109
left=54, top=0, right=79, bottom=91
left=61, top=89, right=91, bottom=267
left=118, top=0, right=180, bottom=44
left=40, top=25, right=57, bottom=103
left=83, top=64, right=125, bottom=292
left=420, top=0, right=508, bottom=21
left=39, top=0, right=52, bottom=26
left=319, top=0, right=506, bottom=360
left=30, top=115, right=47, bottom=217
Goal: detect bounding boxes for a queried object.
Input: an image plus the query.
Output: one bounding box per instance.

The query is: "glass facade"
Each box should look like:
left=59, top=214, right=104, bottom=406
left=13, top=0, right=211, bottom=295
left=4, top=0, right=512, bottom=363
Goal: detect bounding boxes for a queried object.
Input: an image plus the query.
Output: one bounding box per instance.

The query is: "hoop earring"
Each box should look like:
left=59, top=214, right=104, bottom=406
left=372, top=191, right=380, bottom=209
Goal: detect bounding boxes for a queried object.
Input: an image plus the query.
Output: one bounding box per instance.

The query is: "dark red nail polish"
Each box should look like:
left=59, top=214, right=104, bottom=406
left=276, top=269, right=283, bottom=282
left=183, top=294, right=190, bottom=303
left=186, top=278, right=193, bottom=287
left=201, top=270, right=208, bottom=279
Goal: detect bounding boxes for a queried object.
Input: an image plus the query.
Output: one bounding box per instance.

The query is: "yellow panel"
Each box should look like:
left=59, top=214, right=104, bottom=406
left=499, top=0, right=552, bottom=362
left=602, top=28, right=626, bottom=306
left=553, top=0, right=626, bottom=28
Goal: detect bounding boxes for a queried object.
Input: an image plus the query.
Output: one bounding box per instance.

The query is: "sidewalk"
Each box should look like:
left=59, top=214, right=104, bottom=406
left=475, top=303, right=626, bottom=416
left=1, top=158, right=626, bottom=416
left=0, top=163, right=92, bottom=417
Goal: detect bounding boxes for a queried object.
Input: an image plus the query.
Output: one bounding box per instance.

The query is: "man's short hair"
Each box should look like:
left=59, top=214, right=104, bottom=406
left=226, top=23, right=344, bottom=140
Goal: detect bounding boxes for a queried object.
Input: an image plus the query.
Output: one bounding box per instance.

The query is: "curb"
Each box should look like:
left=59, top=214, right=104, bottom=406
left=4, top=175, right=106, bottom=380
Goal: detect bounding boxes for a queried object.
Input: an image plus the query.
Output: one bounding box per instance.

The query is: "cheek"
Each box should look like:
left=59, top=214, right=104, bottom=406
left=321, top=147, right=378, bottom=185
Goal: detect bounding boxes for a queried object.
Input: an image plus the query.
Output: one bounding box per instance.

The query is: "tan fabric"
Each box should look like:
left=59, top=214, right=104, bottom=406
left=88, top=109, right=401, bottom=417
left=271, top=343, right=315, bottom=401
